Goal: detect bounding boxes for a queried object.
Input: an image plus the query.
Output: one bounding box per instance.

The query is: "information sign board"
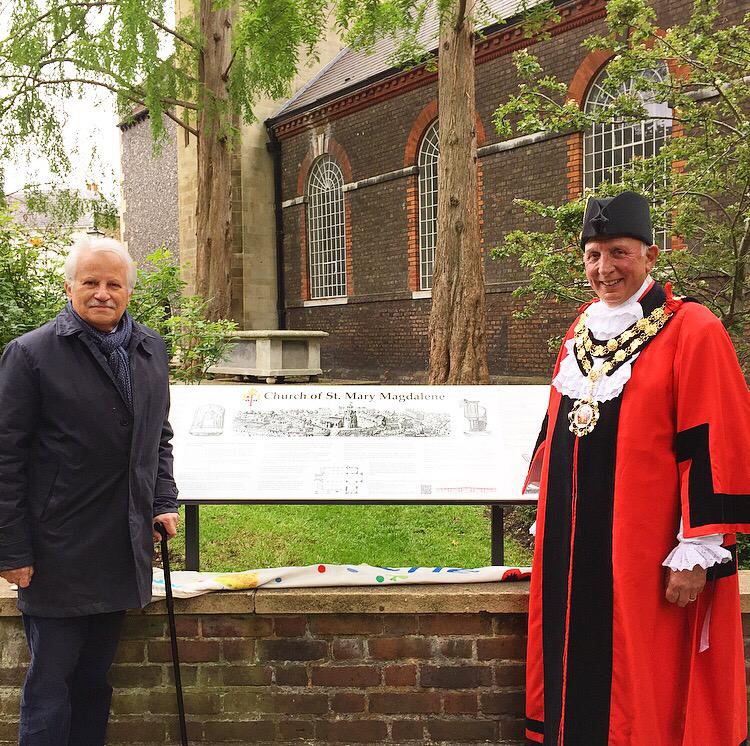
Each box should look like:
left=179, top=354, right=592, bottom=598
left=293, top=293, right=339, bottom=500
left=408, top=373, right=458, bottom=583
left=170, top=384, right=548, bottom=504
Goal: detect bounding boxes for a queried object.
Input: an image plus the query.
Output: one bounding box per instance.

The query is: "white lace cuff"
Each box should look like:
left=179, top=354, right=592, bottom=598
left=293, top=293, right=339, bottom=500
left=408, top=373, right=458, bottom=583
left=662, top=541, right=732, bottom=571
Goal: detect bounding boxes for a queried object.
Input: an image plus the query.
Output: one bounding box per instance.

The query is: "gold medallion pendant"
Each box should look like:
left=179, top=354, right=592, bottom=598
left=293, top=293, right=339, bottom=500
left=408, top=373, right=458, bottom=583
left=569, top=398, right=600, bottom=436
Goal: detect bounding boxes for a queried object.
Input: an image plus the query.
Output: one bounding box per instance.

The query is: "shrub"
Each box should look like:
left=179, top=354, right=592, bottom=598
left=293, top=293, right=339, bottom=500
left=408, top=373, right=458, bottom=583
left=163, top=296, right=237, bottom=383
left=128, top=247, right=184, bottom=342
left=0, top=211, right=67, bottom=351
left=129, top=249, right=236, bottom=383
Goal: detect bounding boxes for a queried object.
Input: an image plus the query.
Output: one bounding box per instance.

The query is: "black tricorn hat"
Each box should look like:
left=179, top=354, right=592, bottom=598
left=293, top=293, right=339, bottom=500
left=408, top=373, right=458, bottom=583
left=580, top=191, right=653, bottom=250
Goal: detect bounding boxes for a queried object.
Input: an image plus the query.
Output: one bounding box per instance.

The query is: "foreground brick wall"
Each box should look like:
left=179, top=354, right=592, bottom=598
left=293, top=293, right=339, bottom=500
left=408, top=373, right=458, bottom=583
left=0, top=585, right=533, bottom=745
left=1, top=580, right=748, bottom=745
left=0, top=609, right=526, bottom=744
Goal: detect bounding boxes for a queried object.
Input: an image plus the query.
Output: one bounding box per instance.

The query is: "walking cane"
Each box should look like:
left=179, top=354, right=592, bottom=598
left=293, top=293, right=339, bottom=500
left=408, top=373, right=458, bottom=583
left=155, top=522, right=189, bottom=746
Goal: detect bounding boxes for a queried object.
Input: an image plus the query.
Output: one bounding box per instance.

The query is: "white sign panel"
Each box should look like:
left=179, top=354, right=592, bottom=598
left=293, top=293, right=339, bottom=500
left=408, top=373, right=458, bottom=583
left=169, top=385, right=549, bottom=503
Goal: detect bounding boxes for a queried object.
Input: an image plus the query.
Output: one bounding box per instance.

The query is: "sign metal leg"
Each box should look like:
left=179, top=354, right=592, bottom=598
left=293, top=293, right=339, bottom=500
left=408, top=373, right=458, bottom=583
left=491, top=505, right=504, bottom=566
left=185, top=504, right=200, bottom=571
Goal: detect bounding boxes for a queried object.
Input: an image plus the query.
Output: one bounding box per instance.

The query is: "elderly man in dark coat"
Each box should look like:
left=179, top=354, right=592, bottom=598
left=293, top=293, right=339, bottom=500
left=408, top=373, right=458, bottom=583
left=0, top=236, right=179, bottom=746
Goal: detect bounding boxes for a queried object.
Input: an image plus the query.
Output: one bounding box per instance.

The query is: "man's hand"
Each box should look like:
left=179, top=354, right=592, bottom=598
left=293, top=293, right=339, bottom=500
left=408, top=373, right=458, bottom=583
left=153, top=512, right=180, bottom=542
left=0, top=565, right=34, bottom=588
left=665, top=566, right=707, bottom=607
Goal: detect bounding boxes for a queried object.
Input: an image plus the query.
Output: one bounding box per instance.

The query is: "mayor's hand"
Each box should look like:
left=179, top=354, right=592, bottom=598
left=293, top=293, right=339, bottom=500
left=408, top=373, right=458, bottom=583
left=153, top=513, right=180, bottom=541
left=0, top=565, right=34, bottom=588
left=665, top=566, right=707, bottom=607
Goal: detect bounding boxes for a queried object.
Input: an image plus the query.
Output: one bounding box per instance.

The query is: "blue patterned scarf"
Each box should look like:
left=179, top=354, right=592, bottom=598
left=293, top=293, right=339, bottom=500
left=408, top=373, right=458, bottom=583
left=67, top=301, right=133, bottom=410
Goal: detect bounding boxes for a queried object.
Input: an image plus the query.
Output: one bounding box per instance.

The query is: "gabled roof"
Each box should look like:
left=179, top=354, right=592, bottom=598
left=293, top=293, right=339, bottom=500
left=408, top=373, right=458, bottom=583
left=271, top=0, right=536, bottom=120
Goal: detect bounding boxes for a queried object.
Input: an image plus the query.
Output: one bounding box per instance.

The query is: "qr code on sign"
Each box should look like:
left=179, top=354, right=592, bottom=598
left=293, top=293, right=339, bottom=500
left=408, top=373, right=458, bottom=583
left=420, top=484, right=432, bottom=495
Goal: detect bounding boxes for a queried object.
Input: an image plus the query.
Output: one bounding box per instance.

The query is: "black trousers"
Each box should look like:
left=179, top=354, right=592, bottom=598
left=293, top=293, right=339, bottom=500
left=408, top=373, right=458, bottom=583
left=19, top=611, right=126, bottom=746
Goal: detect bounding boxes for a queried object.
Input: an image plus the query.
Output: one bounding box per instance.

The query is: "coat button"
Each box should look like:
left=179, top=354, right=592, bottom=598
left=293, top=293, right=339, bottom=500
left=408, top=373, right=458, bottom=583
left=119, top=418, right=129, bottom=427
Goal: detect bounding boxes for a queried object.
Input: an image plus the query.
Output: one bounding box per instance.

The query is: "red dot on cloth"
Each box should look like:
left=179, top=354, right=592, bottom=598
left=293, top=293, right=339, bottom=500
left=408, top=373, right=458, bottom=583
left=317, top=565, right=326, bottom=573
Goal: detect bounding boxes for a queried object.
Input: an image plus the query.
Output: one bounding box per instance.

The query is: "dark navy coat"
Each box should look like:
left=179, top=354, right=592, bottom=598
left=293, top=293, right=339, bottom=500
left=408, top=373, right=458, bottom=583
left=0, top=306, right=179, bottom=616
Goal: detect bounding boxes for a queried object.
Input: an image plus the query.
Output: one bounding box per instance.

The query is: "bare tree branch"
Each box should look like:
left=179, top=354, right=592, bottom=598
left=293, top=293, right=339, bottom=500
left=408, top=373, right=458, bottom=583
left=147, top=14, right=200, bottom=50
left=222, top=49, right=237, bottom=82
left=0, top=74, right=199, bottom=136
left=454, top=0, right=468, bottom=31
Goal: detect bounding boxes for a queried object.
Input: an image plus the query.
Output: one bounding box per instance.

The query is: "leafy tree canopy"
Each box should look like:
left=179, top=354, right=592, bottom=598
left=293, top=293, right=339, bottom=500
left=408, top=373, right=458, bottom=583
left=0, top=0, right=516, bottom=164
left=5, top=183, right=118, bottom=232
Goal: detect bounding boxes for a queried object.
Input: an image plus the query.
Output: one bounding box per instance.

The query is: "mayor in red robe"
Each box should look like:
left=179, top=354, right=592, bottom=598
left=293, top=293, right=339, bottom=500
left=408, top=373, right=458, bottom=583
left=524, top=192, right=750, bottom=745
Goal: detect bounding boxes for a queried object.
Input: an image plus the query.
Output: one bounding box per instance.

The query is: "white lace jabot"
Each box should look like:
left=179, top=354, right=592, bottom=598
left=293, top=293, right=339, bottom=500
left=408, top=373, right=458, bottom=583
left=552, top=276, right=653, bottom=403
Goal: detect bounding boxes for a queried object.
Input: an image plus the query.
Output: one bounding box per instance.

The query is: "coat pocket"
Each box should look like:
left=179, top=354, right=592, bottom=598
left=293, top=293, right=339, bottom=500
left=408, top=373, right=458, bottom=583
left=32, top=462, right=60, bottom=523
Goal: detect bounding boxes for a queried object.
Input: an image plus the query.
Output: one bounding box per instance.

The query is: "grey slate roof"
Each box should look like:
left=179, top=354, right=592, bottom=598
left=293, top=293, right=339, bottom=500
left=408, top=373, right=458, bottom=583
left=7, top=191, right=95, bottom=231
left=271, top=0, right=535, bottom=120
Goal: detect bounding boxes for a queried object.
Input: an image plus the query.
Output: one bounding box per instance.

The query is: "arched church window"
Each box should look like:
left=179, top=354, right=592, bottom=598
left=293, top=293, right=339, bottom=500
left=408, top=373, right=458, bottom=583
left=583, top=64, right=673, bottom=247
left=307, top=155, right=347, bottom=298
left=418, top=121, right=439, bottom=290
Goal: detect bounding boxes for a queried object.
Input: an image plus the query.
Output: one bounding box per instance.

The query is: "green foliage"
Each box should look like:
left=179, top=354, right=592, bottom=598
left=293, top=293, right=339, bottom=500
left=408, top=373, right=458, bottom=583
left=493, top=0, right=750, bottom=366
left=331, top=0, right=514, bottom=69
left=0, top=0, right=517, bottom=149
left=163, top=296, right=237, bottom=384
left=0, top=210, right=67, bottom=352
left=129, top=247, right=184, bottom=337
left=0, top=0, right=200, bottom=171
left=129, top=248, right=237, bottom=384
left=230, top=0, right=329, bottom=122
left=491, top=197, right=591, bottom=318
left=0, top=232, right=235, bottom=384
left=738, top=534, right=750, bottom=570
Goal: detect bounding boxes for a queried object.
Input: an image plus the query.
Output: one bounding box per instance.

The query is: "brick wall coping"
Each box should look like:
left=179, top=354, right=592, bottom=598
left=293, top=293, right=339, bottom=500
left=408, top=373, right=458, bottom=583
left=3, top=573, right=750, bottom=617
left=226, top=330, right=329, bottom=339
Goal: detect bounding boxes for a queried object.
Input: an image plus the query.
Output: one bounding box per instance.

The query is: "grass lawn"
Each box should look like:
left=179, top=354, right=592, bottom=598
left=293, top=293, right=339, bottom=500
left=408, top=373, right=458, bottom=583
left=165, top=504, right=534, bottom=573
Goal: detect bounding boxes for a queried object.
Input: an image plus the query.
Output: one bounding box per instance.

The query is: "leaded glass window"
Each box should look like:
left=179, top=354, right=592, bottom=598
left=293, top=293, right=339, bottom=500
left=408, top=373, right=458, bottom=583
left=418, top=121, right=439, bottom=290
left=307, top=155, right=347, bottom=298
left=584, top=64, right=673, bottom=248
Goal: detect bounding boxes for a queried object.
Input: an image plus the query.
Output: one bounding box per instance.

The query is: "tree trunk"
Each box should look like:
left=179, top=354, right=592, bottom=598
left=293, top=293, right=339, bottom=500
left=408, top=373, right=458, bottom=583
left=196, top=1, right=233, bottom=319
left=727, top=216, right=750, bottom=330
left=427, top=5, right=489, bottom=384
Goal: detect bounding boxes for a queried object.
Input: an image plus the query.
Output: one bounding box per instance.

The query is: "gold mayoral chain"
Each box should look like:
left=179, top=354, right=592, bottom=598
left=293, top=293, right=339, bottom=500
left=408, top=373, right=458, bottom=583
left=568, top=302, right=675, bottom=437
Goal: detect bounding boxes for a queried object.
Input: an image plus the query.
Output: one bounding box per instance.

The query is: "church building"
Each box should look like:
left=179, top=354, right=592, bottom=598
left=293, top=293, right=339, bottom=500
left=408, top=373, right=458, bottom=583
left=265, top=0, right=730, bottom=380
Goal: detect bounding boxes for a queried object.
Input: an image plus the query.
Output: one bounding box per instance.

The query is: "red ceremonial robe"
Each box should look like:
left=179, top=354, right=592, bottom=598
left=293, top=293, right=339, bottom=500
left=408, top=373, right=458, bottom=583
left=525, top=282, right=750, bottom=746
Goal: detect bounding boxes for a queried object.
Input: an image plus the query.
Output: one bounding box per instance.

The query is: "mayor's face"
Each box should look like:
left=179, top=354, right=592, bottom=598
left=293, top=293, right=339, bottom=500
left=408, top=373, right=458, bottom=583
left=583, top=236, right=659, bottom=307
left=65, top=250, right=133, bottom=332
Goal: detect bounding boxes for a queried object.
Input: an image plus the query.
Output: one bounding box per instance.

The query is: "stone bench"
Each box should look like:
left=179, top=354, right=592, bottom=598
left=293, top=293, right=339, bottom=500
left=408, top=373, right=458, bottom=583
left=209, top=330, right=329, bottom=384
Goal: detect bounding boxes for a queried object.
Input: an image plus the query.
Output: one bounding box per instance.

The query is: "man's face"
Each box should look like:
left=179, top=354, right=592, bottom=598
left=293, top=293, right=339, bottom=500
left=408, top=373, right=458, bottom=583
left=65, top=250, right=132, bottom=332
left=583, top=237, right=659, bottom=307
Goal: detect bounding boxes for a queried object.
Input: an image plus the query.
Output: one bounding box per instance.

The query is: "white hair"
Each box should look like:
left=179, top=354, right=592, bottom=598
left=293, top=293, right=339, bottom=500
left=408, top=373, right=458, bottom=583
left=64, top=236, right=137, bottom=291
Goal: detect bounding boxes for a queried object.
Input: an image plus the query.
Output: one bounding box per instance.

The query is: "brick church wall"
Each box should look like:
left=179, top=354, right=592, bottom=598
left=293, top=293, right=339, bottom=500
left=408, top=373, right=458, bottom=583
left=273, top=0, right=741, bottom=381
